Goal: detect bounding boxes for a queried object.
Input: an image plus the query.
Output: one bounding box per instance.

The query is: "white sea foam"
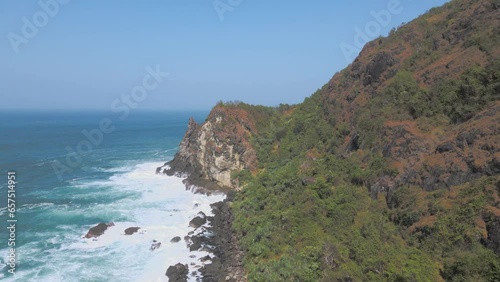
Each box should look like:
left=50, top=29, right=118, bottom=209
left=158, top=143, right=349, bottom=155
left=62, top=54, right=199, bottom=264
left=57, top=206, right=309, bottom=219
left=0, top=162, right=225, bottom=282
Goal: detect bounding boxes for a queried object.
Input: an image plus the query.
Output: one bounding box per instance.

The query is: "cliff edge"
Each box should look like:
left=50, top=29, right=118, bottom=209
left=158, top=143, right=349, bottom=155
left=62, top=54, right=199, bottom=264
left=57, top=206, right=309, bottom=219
left=162, top=104, right=259, bottom=189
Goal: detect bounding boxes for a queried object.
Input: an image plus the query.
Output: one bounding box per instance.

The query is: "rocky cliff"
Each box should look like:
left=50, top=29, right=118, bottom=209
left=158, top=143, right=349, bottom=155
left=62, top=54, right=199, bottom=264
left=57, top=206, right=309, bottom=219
left=163, top=104, right=258, bottom=189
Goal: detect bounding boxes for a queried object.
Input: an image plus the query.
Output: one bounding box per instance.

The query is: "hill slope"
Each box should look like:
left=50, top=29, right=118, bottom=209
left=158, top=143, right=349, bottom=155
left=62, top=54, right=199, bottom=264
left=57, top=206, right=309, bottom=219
left=166, top=0, right=500, bottom=280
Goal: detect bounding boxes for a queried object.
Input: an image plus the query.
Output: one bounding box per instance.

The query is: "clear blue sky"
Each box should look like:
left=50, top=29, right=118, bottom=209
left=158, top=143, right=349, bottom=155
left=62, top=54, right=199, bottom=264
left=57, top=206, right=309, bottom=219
left=0, top=0, right=449, bottom=110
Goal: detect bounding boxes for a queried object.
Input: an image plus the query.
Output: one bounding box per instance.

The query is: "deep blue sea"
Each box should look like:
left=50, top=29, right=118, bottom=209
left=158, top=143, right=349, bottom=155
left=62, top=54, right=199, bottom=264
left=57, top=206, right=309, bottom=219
left=0, top=110, right=224, bottom=281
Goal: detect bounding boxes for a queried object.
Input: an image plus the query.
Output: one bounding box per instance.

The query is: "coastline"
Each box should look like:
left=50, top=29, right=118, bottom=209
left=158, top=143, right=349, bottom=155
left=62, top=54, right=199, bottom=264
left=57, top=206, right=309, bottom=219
left=199, top=190, right=246, bottom=282
left=165, top=181, right=246, bottom=282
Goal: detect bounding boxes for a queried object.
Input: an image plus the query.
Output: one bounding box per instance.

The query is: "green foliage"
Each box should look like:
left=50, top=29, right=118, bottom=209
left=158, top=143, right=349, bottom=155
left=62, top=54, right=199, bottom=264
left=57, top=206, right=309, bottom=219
left=227, top=73, right=498, bottom=281
left=441, top=249, right=500, bottom=282
left=222, top=2, right=500, bottom=281
left=230, top=87, right=444, bottom=281
left=231, top=169, right=253, bottom=187
left=381, top=70, right=428, bottom=119
left=375, top=60, right=499, bottom=122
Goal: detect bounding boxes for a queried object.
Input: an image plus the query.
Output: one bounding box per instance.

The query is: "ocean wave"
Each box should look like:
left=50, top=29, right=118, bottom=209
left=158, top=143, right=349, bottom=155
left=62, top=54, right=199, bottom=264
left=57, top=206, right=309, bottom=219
left=1, top=160, right=225, bottom=281
left=17, top=202, right=55, bottom=212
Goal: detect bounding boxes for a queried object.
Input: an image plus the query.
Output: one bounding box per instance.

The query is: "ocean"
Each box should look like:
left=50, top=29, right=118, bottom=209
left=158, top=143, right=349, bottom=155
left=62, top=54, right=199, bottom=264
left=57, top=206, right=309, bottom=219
left=0, top=110, right=225, bottom=281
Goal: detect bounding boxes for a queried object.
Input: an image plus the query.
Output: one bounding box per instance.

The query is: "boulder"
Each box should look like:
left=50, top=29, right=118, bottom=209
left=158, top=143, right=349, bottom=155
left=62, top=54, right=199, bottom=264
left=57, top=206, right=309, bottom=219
left=190, top=241, right=202, bottom=252
left=199, top=257, right=223, bottom=281
left=124, top=227, right=140, bottom=235
left=189, top=235, right=202, bottom=251
left=199, top=255, right=211, bottom=262
left=189, top=216, right=206, bottom=229
left=166, top=263, right=189, bottom=282
left=170, top=236, right=181, bottom=243
left=84, top=222, right=114, bottom=239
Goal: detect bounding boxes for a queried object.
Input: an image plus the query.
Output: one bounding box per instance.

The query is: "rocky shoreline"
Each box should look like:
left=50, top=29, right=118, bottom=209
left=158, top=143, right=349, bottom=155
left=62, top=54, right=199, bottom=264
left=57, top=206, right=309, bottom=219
left=165, top=188, right=246, bottom=282
left=199, top=191, right=246, bottom=282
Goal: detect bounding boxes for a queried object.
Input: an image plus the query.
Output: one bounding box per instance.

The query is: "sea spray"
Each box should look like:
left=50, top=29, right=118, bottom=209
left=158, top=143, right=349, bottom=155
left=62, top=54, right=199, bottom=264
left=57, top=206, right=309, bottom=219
left=1, top=162, right=224, bottom=281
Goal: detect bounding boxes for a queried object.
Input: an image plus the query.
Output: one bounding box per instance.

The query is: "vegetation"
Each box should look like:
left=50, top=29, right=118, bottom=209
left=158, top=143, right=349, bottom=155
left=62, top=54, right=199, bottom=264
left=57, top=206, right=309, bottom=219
left=215, top=0, right=500, bottom=281
left=378, top=61, right=500, bottom=122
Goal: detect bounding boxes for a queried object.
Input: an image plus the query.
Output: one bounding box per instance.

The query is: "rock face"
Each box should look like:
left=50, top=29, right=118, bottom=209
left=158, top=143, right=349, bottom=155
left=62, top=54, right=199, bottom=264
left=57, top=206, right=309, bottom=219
left=84, top=222, right=114, bottom=239
left=166, top=263, right=189, bottom=282
left=164, top=105, right=258, bottom=189
left=366, top=102, right=500, bottom=209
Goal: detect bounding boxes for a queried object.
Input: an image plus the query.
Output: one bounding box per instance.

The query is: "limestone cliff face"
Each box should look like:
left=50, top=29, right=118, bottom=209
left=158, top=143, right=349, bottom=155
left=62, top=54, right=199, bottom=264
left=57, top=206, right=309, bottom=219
left=164, top=105, right=257, bottom=189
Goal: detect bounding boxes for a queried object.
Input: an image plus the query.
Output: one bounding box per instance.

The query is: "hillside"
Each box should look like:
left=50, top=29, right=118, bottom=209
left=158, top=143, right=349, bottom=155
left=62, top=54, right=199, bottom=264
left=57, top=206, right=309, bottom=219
left=166, top=0, right=500, bottom=281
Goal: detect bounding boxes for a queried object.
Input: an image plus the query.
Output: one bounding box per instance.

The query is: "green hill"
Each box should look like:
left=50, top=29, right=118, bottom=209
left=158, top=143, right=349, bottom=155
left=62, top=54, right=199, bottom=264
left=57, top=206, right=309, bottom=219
left=167, top=0, right=500, bottom=280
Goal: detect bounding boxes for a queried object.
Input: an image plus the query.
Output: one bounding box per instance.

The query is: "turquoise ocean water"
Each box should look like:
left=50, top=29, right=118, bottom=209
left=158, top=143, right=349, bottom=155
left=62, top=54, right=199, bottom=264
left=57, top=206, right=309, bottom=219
left=0, top=110, right=224, bottom=281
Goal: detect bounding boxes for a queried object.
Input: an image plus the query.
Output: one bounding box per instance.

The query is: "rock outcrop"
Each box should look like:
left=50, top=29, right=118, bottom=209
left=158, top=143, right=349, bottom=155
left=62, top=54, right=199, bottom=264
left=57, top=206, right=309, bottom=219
left=163, top=105, right=258, bottom=189
left=166, top=263, right=189, bottom=282
left=166, top=192, right=246, bottom=281
left=124, top=227, right=140, bottom=235
left=189, top=216, right=206, bottom=229
left=200, top=192, right=246, bottom=282
left=84, top=222, right=114, bottom=239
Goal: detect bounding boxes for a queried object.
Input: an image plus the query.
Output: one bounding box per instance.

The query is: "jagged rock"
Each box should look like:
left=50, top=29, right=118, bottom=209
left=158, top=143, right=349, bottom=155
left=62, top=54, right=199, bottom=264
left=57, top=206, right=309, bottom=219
left=200, top=192, right=246, bottom=282
left=199, top=255, right=211, bottom=262
left=170, top=236, right=181, bottom=243
left=150, top=241, right=161, bottom=251
left=200, top=257, right=223, bottom=281
left=84, top=222, right=114, bottom=239
left=163, top=107, right=258, bottom=189
left=189, top=235, right=203, bottom=251
left=190, top=241, right=202, bottom=252
left=166, top=263, right=188, bottom=282
left=189, top=216, right=206, bottom=229
left=362, top=52, right=395, bottom=86
left=124, top=227, right=140, bottom=235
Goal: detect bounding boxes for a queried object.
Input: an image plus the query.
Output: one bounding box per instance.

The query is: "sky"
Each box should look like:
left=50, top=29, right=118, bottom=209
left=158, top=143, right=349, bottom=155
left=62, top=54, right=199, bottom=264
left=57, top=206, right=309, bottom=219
left=0, top=0, right=449, bottom=110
